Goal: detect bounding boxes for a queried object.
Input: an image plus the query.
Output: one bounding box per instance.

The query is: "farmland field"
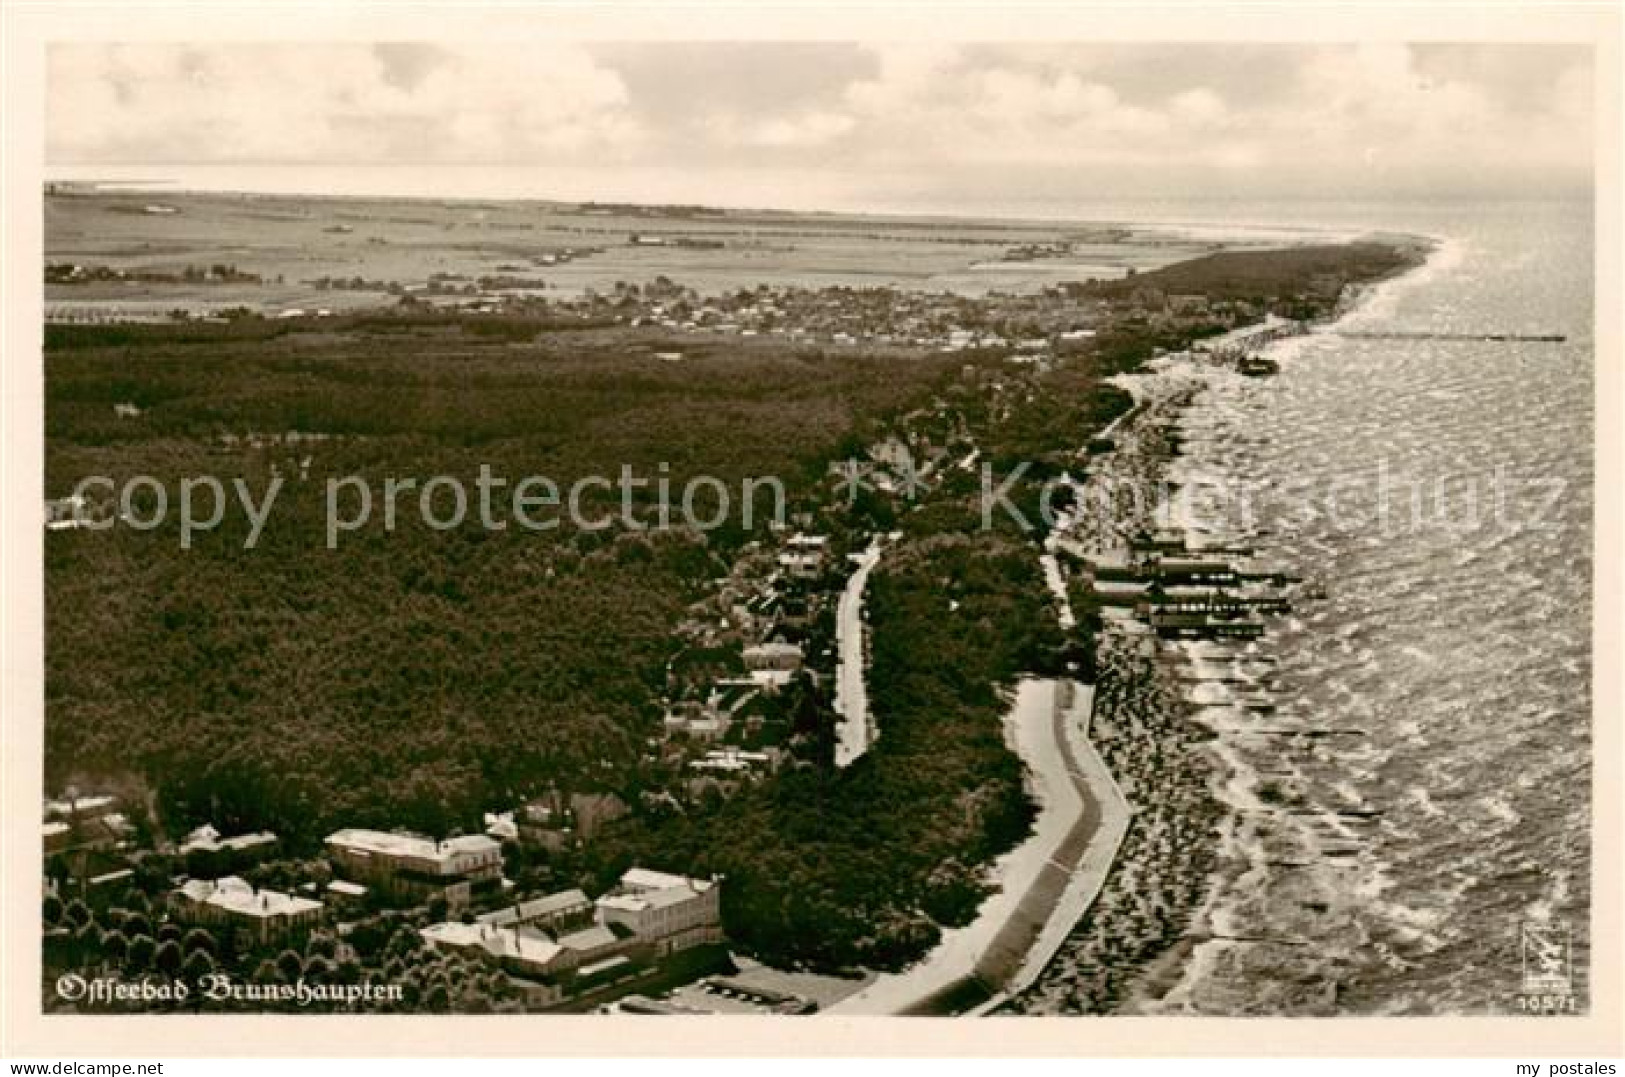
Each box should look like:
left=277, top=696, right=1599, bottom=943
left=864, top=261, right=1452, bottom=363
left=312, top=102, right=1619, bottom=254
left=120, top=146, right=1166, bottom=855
left=46, top=186, right=1255, bottom=316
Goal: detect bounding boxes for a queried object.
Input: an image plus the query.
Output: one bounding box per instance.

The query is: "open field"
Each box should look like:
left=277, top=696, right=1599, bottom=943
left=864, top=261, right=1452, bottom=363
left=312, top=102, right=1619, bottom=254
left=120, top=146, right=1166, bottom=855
left=46, top=187, right=1248, bottom=313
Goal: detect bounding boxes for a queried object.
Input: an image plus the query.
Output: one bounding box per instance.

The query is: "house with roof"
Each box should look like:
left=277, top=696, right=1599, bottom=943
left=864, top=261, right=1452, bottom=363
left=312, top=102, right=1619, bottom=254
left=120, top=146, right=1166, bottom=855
left=476, top=888, right=594, bottom=935
left=44, top=495, right=90, bottom=531
left=775, top=532, right=829, bottom=580
left=594, top=868, right=723, bottom=957
left=324, top=829, right=503, bottom=909
left=742, top=639, right=804, bottom=689
left=178, top=824, right=280, bottom=876
left=663, top=693, right=732, bottom=741
left=421, top=920, right=578, bottom=1007
left=423, top=897, right=645, bottom=1008
left=43, top=793, right=134, bottom=857
left=515, top=789, right=630, bottom=851
left=171, top=876, right=323, bottom=944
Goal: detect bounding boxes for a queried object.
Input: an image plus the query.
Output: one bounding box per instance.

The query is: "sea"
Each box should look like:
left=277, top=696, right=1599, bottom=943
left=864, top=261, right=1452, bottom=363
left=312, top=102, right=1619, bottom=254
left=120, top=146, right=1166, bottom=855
left=1135, top=198, right=1595, bottom=1015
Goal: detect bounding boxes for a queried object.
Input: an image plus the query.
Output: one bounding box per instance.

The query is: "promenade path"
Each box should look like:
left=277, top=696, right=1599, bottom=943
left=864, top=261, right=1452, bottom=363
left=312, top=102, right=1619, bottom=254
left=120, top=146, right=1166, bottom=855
left=828, top=678, right=1132, bottom=1015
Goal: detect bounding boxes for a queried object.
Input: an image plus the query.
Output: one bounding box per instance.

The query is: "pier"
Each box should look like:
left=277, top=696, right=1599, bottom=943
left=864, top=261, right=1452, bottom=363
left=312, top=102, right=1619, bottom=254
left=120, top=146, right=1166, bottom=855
left=1323, top=330, right=1566, bottom=343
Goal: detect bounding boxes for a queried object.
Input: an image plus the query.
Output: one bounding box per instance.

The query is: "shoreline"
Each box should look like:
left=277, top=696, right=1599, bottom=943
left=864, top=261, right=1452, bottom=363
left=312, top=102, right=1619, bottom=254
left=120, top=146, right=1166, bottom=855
left=1012, top=244, right=1440, bottom=1014
left=1011, top=380, right=1225, bottom=1013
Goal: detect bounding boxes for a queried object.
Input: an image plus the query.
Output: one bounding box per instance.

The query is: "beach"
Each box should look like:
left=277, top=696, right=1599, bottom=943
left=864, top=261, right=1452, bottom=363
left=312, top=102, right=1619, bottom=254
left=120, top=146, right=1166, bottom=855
left=1009, top=340, right=1245, bottom=1014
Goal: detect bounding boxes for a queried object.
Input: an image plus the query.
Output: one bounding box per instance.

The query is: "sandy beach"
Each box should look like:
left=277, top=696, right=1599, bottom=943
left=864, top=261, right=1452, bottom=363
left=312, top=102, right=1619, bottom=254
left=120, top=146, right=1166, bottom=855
left=1011, top=362, right=1231, bottom=1015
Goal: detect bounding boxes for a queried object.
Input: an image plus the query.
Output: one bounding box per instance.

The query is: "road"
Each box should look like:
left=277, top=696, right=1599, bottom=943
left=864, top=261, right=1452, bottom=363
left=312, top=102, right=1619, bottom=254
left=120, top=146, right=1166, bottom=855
left=834, top=540, right=883, bottom=768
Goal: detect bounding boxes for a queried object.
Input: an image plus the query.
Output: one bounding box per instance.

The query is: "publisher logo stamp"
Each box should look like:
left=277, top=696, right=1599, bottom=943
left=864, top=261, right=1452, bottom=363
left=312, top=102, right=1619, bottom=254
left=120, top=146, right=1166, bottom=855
left=1516, top=919, right=1577, bottom=1013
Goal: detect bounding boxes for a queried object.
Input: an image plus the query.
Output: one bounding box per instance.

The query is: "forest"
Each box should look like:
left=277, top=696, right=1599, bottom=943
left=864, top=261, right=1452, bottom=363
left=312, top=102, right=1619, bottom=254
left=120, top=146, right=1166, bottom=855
left=44, top=317, right=971, bottom=844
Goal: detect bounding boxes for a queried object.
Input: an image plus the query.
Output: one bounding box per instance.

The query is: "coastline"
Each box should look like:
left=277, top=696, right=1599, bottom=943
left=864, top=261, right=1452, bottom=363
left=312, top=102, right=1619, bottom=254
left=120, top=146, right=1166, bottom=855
left=1012, top=377, right=1224, bottom=1014
left=1012, top=240, right=1440, bottom=1014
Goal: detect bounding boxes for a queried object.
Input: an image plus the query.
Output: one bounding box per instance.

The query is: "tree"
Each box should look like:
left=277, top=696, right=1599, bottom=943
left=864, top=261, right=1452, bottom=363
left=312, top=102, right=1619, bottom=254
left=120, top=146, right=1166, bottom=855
left=125, top=933, right=156, bottom=971
left=64, top=899, right=92, bottom=930
left=101, top=929, right=130, bottom=965
left=424, top=894, right=450, bottom=924
left=305, top=931, right=338, bottom=961
left=181, top=948, right=215, bottom=984
left=275, top=948, right=304, bottom=984
left=154, top=939, right=184, bottom=977
left=384, top=925, right=422, bottom=961
left=182, top=928, right=216, bottom=957
left=42, top=893, right=64, bottom=926
left=72, top=922, right=100, bottom=964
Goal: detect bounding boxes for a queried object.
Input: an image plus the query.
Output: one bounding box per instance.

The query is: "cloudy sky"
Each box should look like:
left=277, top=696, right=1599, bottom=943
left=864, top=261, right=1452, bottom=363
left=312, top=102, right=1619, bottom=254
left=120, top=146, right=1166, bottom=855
left=48, top=42, right=1593, bottom=208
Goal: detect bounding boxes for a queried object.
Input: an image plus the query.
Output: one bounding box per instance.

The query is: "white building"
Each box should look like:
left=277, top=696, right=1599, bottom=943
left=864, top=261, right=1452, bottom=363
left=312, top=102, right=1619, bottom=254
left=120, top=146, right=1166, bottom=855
left=594, top=868, right=722, bottom=956
left=743, top=640, right=804, bottom=688
left=325, top=829, right=502, bottom=907
left=171, top=876, right=322, bottom=943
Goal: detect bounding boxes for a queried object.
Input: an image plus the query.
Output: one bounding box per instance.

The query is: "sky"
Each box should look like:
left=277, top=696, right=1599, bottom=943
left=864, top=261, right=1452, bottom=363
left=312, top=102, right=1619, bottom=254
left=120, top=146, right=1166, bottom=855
left=47, top=42, right=1594, bottom=210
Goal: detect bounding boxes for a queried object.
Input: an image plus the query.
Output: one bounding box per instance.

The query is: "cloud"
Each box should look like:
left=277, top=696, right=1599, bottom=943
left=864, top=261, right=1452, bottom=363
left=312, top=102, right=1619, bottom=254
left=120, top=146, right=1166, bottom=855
left=48, top=42, right=1593, bottom=201
left=49, top=43, right=641, bottom=164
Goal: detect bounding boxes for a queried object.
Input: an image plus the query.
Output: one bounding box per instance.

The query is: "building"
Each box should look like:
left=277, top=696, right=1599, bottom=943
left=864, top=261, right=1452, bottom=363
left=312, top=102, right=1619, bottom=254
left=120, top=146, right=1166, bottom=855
left=171, top=876, right=322, bottom=944
left=594, top=868, right=723, bottom=956
left=775, top=532, right=828, bottom=580
left=44, top=793, right=120, bottom=823
left=324, top=879, right=369, bottom=909
left=423, top=878, right=663, bottom=1009
left=663, top=695, right=731, bottom=741
left=42, top=793, right=133, bottom=855
left=45, top=495, right=89, bottom=531
left=742, top=639, right=804, bottom=688
left=483, top=811, right=520, bottom=843
left=422, top=921, right=580, bottom=980
left=690, top=748, right=773, bottom=775
left=44, top=821, right=73, bottom=856
left=178, top=824, right=280, bottom=875
left=324, top=829, right=502, bottom=908
left=421, top=917, right=641, bottom=1008
left=516, top=790, right=631, bottom=850
left=477, top=889, right=594, bottom=934
left=557, top=922, right=627, bottom=966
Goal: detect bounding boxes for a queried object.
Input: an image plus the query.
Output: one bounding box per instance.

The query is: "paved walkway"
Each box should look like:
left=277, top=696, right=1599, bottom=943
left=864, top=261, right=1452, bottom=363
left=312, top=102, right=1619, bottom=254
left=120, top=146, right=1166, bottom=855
left=828, top=678, right=1130, bottom=1015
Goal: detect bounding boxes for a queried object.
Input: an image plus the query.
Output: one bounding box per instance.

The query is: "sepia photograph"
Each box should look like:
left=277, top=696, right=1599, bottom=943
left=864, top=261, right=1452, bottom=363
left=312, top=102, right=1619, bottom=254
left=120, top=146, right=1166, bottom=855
left=2, top=0, right=1620, bottom=1063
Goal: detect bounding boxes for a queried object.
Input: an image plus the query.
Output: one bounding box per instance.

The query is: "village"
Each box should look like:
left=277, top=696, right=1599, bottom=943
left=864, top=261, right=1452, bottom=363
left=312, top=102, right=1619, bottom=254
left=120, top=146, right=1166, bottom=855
left=45, top=224, right=1278, bottom=353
